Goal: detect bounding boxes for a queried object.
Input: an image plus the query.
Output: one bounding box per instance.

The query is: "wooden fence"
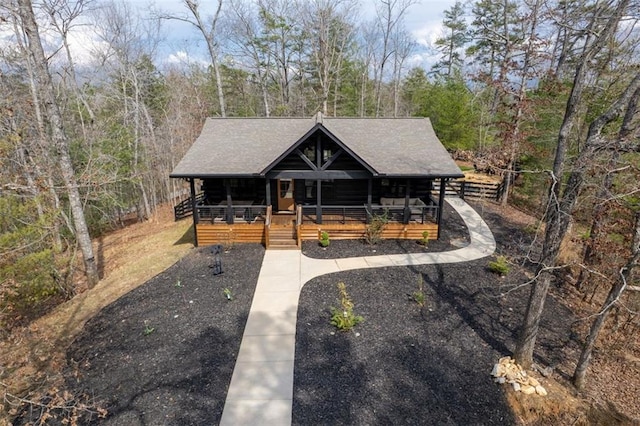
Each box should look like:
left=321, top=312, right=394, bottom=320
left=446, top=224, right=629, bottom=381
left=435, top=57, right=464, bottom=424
left=434, top=177, right=504, bottom=201
left=174, top=193, right=204, bottom=220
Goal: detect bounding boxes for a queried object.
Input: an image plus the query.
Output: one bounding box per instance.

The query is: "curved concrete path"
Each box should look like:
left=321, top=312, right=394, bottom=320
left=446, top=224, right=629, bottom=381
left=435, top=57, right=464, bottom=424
left=220, top=197, right=496, bottom=425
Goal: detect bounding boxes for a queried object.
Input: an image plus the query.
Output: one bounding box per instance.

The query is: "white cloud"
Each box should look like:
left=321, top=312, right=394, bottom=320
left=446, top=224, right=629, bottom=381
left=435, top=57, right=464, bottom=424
left=165, top=50, right=209, bottom=67
left=412, top=22, right=443, bottom=48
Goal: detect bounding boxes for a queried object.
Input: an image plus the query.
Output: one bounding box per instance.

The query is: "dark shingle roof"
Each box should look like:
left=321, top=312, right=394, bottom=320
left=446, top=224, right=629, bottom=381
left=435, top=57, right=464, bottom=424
left=170, top=116, right=462, bottom=178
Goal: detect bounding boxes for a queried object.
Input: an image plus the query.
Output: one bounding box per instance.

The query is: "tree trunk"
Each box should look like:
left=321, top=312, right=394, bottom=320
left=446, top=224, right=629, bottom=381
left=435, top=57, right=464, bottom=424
left=573, top=83, right=640, bottom=387
left=516, top=74, right=640, bottom=369
left=184, top=0, right=226, bottom=117
left=17, top=0, right=99, bottom=287
left=574, top=210, right=640, bottom=389
left=575, top=152, right=618, bottom=291
left=513, top=0, right=631, bottom=368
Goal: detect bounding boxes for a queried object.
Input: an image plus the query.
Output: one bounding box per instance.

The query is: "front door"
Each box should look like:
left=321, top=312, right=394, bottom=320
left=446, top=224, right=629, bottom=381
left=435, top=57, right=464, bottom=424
left=277, top=179, right=295, bottom=212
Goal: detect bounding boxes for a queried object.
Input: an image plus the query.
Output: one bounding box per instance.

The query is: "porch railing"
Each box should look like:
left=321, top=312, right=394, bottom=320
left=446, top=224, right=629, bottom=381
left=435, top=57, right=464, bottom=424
left=196, top=204, right=267, bottom=224
left=300, top=203, right=438, bottom=225
left=174, top=192, right=205, bottom=220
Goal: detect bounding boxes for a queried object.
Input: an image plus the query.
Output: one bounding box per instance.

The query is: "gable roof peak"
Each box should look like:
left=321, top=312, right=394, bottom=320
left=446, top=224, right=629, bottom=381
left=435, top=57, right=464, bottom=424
left=314, top=111, right=324, bottom=124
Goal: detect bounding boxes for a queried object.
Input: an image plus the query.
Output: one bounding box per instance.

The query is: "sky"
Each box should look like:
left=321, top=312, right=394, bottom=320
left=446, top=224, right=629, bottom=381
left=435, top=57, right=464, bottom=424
left=0, top=0, right=458, bottom=72
left=151, top=0, right=458, bottom=70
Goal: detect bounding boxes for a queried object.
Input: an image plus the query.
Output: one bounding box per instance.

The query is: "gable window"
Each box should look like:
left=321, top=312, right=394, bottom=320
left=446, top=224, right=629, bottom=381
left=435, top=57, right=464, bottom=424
left=304, top=146, right=316, bottom=162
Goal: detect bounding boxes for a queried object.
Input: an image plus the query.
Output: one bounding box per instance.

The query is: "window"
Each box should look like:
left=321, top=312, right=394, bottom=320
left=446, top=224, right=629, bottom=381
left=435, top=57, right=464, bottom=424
left=305, top=180, right=314, bottom=199
left=304, top=146, right=316, bottom=162
left=279, top=179, right=293, bottom=198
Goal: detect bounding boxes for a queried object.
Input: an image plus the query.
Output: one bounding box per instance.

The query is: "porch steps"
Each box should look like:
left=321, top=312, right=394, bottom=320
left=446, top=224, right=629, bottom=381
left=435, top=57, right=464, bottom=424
left=268, top=226, right=299, bottom=250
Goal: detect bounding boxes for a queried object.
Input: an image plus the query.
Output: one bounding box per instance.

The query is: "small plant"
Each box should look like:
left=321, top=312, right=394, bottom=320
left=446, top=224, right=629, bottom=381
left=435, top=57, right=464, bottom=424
left=488, top=255, right=510, bottom=276
left=223, top=287, right=233, bottom=301
left=330, top=282, right=363, bottom=331
left=175, top=279, right=182, bottom=288
left=419, top=230, right=430, bottom=246
left=412, top=275, right=426, bottom=307
left=319, top=231, right=330, bottom=247
left=524, top=221, right=540, bottom=235
left=365, top=212, right=389, bottom=245
left=579, top=228, right=591, bottom=240
left=143, top=320, right=155, bottom=336
left=223, top=232, right=235, bottom=252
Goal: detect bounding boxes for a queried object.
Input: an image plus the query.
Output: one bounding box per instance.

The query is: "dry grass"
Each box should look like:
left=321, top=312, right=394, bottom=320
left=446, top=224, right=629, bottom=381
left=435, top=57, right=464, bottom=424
left=0, top=206, right=193, bottom=424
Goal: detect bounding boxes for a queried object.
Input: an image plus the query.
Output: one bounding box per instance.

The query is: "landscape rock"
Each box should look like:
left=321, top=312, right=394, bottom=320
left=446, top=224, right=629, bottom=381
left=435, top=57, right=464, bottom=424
left=535, top=385, right=548, bottom=396
left=491, top=356, right=547, bottom=397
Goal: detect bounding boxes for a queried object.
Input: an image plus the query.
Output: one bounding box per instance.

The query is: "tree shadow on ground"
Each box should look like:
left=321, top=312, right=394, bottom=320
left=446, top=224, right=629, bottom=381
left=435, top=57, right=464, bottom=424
left=293, top=264, right=517, bottom=425
left=61, top=244, right=263, bottom=425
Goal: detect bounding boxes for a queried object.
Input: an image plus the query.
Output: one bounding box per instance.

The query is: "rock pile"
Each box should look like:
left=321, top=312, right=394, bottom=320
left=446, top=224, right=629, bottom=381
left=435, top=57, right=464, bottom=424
left=491, top=356, right=548, bottom=396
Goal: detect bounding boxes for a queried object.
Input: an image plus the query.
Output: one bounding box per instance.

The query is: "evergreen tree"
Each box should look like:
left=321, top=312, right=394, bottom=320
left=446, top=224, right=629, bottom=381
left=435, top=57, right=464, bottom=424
left=432, top=1, right=469, bottom=77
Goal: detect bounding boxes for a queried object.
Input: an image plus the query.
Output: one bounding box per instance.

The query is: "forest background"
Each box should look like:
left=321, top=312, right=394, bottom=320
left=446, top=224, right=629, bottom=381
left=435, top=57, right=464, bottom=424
left=1, top=0, right=639, bottom=419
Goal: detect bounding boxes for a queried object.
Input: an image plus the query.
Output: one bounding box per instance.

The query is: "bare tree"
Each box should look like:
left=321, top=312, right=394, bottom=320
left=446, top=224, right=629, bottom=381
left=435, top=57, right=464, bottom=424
left=164, top=0, right=226, bottom=117
left=372, top=0, right=416, bottom=117
left=572, top=83, right=640, bottom=389
left=390, top=28, right=414, bottom=117
left=258, top=0, right=305, bottom=115
left=300, top=0, right=358, bottom=115
left=228, top=0, right=272, bottom=116
left=15, top=0, right=100, bottom=286
left=41, top=0, right=97, bottom=127
left=6, top=8, right=69, bottom=249
left=500, top=0, right=547, bottom=206
left=513, top=0, right=635, bottom=366
left=91, top=0, right=168, bottom=221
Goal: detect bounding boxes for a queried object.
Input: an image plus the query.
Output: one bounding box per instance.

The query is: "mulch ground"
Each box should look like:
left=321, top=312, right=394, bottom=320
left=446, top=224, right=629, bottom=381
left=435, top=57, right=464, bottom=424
left=61, top=244, right=264, bottom=425
left=294, top=201, right=577, bottom=425
left=54, top=200, right=582, bottom=425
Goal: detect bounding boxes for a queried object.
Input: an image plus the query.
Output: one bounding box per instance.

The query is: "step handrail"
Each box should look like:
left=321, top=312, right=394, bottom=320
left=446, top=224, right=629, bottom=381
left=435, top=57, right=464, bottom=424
left=265, top=205, right=272, bottom=249
left=296, top=204, right=302, bottom=248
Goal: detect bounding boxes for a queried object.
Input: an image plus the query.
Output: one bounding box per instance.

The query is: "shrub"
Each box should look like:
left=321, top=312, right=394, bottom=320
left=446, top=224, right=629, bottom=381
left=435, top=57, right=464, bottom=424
left=319, top=231, right=330, bottom=247
left=0, top=249, right=63, bottom=334
left=330, top=282, right=363, bottom=331
left=412, top=275, right=426, bottom=307
left=488, top=255, right=510, bottom=276
left=419, top=230, right=430, bottom=246
left=365, top=212, right=388, bottom=245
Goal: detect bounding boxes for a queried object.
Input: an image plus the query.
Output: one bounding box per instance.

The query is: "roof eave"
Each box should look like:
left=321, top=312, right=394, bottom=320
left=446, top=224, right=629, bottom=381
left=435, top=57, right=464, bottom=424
left=169, top=173, right=264, bottom=179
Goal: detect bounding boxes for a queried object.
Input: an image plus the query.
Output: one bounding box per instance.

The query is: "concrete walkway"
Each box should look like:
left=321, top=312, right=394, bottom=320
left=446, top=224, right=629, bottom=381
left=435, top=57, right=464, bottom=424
left=219, top=197, right=496, bottom=425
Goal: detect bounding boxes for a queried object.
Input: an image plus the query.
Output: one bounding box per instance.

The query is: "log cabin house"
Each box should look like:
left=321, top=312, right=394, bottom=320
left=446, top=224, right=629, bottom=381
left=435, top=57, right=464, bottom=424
left=170, top=113, right=463, bottom=249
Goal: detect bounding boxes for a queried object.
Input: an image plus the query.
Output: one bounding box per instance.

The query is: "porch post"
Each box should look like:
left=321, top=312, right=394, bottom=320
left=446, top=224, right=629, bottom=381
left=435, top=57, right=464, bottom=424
left=367, top=178, right=372, bottom=224
left=189, top=178, right=199, bottom=247
left=316, top=179, right=322, bottom=223
left=225, top=179, right=233, bottom=224
left=265, top=179, right=271, bottom=206
left=403, top=179, right=411, bottom=224
left=437, top=177, right=446, bottom=239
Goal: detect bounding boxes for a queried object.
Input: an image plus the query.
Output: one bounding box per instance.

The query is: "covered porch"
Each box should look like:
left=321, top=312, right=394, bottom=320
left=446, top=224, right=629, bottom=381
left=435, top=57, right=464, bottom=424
left=176, top=174, right=448, bottom=248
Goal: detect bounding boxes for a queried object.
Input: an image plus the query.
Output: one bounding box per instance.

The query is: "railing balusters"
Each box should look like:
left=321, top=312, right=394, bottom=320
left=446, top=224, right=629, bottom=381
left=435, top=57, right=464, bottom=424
left=296, top=204, right=438, bottom=226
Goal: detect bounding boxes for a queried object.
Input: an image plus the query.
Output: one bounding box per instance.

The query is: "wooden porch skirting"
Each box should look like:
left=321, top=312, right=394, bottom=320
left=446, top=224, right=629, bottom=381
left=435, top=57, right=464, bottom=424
left=195, top=222, right=438, bottom=246
left=196, top=223, right=266, bottom=246
left=300, top=222, right=438, bottom=241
